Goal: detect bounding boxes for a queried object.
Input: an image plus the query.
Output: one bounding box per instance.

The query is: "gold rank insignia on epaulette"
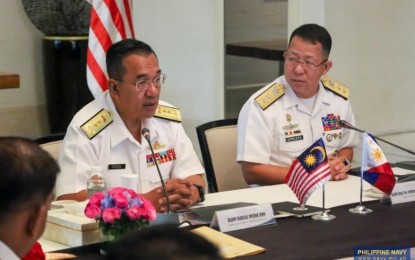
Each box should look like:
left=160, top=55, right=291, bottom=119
left=254, top=83, right=285, bottom=110
left=80, top=109, right=113, bottom=139
left=154, top=105, right=181, bottom=122
left=321, top=76, right=349, bottom=100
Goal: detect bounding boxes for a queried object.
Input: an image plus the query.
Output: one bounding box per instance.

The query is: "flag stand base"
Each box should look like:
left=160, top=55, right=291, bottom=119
left=349, top=205, right=373, bottom=214
left=311, top=211, right=336, bottom=221
left=293, top=205, right=308, bottom=211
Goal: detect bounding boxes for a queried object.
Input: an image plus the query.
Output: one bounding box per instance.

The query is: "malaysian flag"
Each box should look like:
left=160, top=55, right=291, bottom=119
left=87, top=0, right=135, bottom=98
left=285, top=138, right=331, bottom=205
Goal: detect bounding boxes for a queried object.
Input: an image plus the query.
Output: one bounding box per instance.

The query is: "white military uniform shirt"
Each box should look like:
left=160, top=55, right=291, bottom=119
left=0, top=240, right=19, bottom=260
left=56, top=91, right=204, bottom=197
left=237, top=75, right=359, bottom=167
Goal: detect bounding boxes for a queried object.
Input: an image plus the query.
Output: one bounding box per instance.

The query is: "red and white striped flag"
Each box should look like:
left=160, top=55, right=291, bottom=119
left=284, top=138, right=331, bottom=205
left=87, top=0, right=135, bottom=98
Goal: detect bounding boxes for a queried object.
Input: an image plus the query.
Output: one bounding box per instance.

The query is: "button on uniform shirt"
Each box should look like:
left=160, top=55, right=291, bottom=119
left=237, top=75, right=359, bottom=168
left=56, top=91, right=204, bottom=197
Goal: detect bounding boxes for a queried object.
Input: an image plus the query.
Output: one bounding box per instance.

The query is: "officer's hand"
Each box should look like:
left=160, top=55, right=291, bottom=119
left=145, top=179, right=193, bottom=213
left=328, top=156, right=350, bottom=181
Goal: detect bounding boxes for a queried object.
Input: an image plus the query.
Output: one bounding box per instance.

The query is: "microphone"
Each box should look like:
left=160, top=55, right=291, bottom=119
left=339, top=120, right=364, bottom=133
left=340, top=120, right=415, bottom=156
left=141, top=128, right=179, bottom=225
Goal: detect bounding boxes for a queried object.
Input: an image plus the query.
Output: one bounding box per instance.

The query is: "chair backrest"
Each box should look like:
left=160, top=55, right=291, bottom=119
left=196, top=119, right=248, bottom=193
left=35, top=133, right=65, bottom=161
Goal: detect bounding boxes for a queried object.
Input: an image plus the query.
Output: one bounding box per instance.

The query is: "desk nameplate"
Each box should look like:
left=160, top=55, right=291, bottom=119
left=210, top=203, right=275, bottom=232
left=390, top=180, right=415, bottom=205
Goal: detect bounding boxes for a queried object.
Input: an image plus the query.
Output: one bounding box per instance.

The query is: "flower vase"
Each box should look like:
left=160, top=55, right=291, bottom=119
left=99, top=222, right=142, bottom=255
left=99, top=227, right=115, bottom=255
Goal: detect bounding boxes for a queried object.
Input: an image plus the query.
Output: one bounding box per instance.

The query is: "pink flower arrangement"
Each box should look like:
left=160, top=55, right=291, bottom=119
left=84, top=187, right=156, bottom=240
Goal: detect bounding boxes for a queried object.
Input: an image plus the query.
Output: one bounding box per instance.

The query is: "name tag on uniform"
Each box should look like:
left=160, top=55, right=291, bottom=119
left=286, top=135, right=304, bottom=142
left=108, top=164, right=126, bottom=170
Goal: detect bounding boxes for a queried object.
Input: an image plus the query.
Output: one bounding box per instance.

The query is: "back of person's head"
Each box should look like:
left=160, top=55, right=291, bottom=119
left=106, top=224, right=222, bottom=260
left=289, top=23, right=332, bottom=58
left=0, top=137, right=60, bottom=218
left=106, top=38, right=157, bottom=80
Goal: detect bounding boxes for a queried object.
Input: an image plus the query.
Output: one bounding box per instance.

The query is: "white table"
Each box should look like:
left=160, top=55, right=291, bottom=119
left=40, top=175, right=379, bottom=252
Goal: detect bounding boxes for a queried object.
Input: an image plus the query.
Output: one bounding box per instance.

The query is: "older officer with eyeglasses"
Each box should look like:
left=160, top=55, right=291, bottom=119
left=56, top=39, right=205, bottom=213
left=237, top=24, right=359, bottom=186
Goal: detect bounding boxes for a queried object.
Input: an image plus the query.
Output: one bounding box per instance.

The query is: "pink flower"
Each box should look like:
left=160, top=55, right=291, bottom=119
left=113, top=192, right=129, bottom=208
left=102, top=208, right=122, bottom=224
left=142, top=199, right=157, bottom=221
left=107, top=187, right=127, bottom=196
left=89, top=192, right=105, bottom=205
left=84, top=186, right=156, bottom=228
left=84, top=204, right=102, bottom=219
left=124, top=188, right=138, bottom=198
left=126, top=206, right=145, bottom=220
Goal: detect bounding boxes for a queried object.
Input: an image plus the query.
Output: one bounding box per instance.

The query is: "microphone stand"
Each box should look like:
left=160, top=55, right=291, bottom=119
left=142, top=129, right=180, bottom=226
left=340, top=120, right=415, bottom=156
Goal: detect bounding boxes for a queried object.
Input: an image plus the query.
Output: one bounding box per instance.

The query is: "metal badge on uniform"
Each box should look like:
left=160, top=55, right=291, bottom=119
left=283, top=113, right=303, bottom=142
left=282, top=113, right=299, bottom=131
left=108, top=164, right=126, bottom=170
left=150, top=141, right=166, bottom=150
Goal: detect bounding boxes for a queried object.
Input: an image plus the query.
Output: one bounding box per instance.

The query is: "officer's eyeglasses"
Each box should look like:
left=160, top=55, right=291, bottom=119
left=283, top=52, right=327, bottom=70
left=117, top=73, right=167, bottom=91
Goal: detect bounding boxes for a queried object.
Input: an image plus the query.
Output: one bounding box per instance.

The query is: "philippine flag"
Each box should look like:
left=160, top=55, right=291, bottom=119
left=361, top=132, right=396, bottom=195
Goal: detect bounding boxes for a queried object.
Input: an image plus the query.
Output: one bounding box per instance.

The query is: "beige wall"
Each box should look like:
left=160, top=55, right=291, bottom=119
left=326, top=0, right=415, bottom=136
left=0, top=0, right=46, bottom=138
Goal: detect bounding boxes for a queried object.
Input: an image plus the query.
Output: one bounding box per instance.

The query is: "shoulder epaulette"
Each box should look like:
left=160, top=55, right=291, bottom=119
left=321, top=76, right=349, bottom=100
left=81, top=109, right=113, bottom=139
left=154, top=105, right=181, bottom=122
left=254, top=83, right=285, bottom=110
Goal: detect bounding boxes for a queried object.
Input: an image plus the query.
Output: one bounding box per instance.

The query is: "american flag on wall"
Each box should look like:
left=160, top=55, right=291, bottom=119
left=87, top=0, right=135, bottom=98
left=284, top=138, right=332, bottom=205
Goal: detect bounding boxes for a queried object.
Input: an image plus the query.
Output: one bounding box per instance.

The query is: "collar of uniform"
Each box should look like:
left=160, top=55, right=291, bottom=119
left=282, top=78, right=331, bottom=110
left=281, top=77, right=299, bottom=109
left=105, top=94, right=135, bottom=147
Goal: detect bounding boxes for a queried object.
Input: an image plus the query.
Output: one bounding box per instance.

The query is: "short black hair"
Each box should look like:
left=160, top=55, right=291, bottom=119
left=106, top=38, right=157, bottom=80
left=106, top=224, right=222, bottom=260
left=289, top=23, right=332, bottom=58
left=0, top=137, right=60, bottom=217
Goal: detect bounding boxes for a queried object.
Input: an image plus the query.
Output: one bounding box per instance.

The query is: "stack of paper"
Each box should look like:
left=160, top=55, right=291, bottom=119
left=191, top=226, right=265, bottom=258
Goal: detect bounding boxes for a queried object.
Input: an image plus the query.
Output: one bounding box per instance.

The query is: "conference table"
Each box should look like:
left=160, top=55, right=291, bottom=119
left=42, top=173, right=415, bottom=259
